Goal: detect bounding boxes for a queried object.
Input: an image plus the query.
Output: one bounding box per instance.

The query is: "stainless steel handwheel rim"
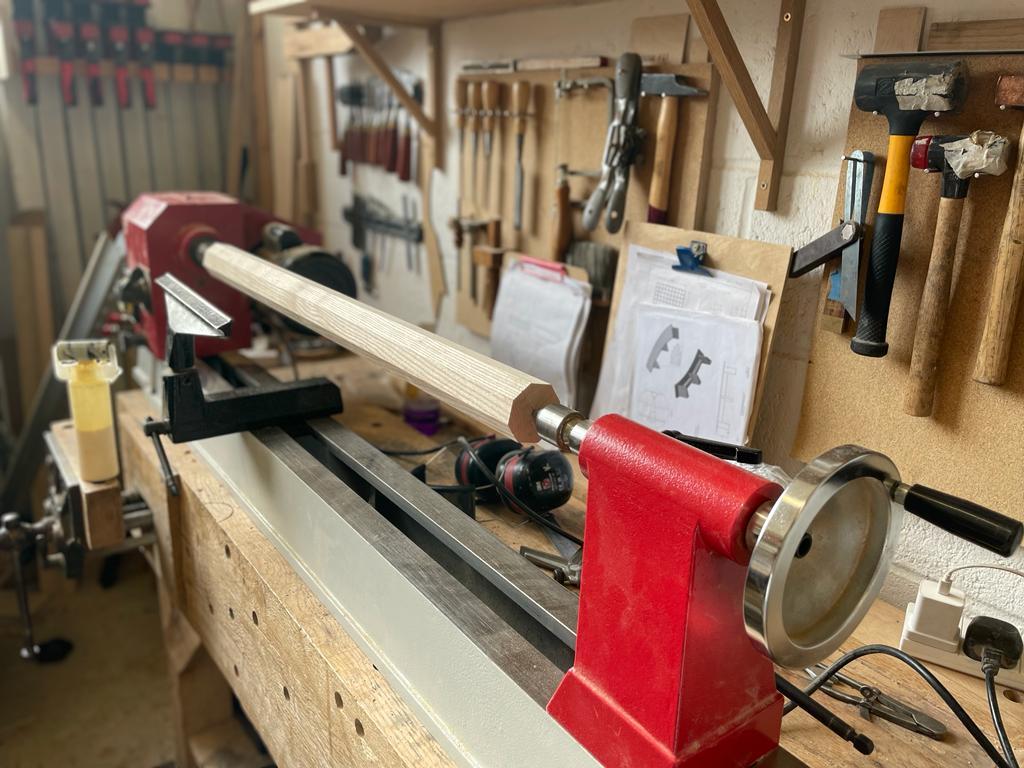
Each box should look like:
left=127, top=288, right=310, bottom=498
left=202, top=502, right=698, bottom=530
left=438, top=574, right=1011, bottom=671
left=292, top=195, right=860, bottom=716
left=744, top=445, right=903, bottom=668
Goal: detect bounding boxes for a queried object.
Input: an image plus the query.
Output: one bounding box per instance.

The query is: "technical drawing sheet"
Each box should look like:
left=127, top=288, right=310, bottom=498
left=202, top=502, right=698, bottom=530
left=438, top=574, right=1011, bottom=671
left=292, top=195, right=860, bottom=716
left=490, top=260, right=592, bottom=407
left=629, top=305, right=761, bottom=444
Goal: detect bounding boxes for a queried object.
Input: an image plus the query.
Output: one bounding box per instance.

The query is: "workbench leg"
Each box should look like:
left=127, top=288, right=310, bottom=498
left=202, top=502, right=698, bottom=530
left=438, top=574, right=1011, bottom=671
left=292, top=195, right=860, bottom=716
left=157, top=575, right=235, bottom=768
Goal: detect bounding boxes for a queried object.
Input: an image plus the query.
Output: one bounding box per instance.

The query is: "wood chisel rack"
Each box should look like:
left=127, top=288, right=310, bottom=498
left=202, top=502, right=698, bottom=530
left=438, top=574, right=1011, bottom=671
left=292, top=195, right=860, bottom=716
left=454, top=62, right=718, bottom=337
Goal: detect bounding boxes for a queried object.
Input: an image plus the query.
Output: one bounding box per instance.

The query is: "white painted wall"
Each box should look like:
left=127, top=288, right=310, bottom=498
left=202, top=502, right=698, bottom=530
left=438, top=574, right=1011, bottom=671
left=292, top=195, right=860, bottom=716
left=300, top=0, right=1024, bottom=627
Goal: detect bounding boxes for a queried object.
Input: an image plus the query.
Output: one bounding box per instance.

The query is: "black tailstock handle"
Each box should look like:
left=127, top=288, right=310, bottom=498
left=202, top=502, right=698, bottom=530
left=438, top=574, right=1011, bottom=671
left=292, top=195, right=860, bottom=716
left=851, top=212, right=904, bottom=357
left=903, top=485, right=1023, bottom=557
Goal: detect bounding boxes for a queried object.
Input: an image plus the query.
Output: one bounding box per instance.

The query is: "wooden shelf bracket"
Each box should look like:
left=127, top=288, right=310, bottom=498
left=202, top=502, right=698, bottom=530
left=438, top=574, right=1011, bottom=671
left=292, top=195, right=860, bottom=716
left=334, top=21, right=438, bottom=141
left=686, top=0, right=804, bottom=211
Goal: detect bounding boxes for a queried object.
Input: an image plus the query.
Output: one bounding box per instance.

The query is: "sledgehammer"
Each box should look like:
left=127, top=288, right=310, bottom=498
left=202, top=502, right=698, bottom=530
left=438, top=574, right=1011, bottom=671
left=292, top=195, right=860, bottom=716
left=850, top=60, right=966, bottom=358
left=904, top=132, right=1009, bottom=417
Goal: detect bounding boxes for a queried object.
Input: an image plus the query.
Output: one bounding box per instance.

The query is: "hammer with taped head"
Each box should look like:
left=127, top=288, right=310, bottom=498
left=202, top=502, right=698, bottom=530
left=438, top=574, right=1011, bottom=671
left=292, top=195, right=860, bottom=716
left=904, top=131, right=1009, bottom=417
left=850, top=60, right=967, bottom=358
left=974, top=75, right=1024, bottom=385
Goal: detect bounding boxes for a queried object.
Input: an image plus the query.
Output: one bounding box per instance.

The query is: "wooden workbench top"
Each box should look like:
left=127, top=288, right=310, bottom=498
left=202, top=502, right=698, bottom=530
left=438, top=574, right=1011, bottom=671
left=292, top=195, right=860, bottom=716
left=117, top=352, right=1023, bottom=767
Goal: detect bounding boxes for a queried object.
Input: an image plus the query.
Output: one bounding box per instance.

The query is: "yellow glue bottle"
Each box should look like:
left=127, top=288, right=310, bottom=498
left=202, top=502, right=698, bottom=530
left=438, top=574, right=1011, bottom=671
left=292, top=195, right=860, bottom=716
left=53, top=340, right=122, bottom=483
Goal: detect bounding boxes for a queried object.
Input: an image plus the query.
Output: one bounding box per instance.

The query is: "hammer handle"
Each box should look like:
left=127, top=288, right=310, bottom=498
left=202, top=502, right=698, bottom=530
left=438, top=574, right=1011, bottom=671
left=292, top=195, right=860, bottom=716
left=974, top=119, right=1024, bottom=385
left=201, top=243, right=558, bottom=442
left=646, top=95, right=679, bottom=224
left=851, top=134, right=915, bottom=357
left=905, top=195, right=964, bottom=416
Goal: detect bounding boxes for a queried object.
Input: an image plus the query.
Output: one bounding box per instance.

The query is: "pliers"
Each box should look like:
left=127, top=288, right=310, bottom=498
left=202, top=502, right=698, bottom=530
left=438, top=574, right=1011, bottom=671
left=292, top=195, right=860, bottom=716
left=805, top=664, right=947, bottom=739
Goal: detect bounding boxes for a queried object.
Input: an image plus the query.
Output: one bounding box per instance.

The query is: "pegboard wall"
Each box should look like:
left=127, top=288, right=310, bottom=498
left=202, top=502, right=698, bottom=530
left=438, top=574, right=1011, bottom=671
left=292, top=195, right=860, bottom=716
left=795, top=54, right=1024, bottom=520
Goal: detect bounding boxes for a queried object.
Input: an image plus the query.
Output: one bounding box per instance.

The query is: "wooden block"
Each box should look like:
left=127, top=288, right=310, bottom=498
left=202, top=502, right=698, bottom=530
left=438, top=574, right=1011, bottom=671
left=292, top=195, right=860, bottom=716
left=629, top=14, right=690, bottom=64
left=282, top=23, right=352, bottom=59
left=50, top=421, right=123, bottom=550
left=470, top=245, right=504, bottom=268
left=927, top=17, right=1024, bottom=51
left=873, top=6, right=927, bottom=53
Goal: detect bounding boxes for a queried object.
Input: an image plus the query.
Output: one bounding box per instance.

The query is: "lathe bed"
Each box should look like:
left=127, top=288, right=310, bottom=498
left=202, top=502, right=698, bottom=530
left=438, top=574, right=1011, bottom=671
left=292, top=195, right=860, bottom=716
left=98, top=353, right=1023, bottom=768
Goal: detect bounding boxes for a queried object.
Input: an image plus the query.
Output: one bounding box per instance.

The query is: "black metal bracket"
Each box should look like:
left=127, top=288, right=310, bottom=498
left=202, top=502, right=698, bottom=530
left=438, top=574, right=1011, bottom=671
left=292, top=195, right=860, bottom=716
left=144, top=273, right=344, bottom=479
left=789, top=221, right=862, bottom=278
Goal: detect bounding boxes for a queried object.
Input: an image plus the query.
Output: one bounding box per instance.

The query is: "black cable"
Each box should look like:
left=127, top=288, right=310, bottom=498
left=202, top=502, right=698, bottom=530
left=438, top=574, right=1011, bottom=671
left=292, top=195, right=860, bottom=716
left=986, top=667, right=1020, bottom=768
left=775, top=674, right=873, bottom=755
left=380, top=435, right=493, bottom=457
left=783, top=644, right=1010, bottom=768
left=456, top=437, right=583, bottom=547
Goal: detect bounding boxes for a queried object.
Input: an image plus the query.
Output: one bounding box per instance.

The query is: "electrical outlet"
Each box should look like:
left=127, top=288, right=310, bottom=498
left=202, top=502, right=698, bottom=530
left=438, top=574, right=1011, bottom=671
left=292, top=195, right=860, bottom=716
left=899, top=580, right=1024, bottom=692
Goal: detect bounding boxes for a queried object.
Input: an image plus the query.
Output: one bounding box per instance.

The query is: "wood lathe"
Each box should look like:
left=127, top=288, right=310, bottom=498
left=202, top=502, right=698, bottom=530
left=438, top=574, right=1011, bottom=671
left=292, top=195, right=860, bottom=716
left=71, top=192, right=1022, bottom=767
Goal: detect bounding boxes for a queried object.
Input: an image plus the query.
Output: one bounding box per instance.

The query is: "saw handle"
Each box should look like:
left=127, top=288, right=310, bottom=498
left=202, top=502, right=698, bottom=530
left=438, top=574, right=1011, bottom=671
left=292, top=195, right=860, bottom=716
left=647, top=95, right=679, bottom=224
left=974, top=117, right=1024, bottom=385
left=904, top=195, right=965, bottom=416
left=903, top=485, right=1023, bottom=557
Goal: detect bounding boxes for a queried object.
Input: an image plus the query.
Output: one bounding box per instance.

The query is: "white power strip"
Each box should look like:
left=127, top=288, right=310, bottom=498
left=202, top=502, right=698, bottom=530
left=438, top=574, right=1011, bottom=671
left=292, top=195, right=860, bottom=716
left=900, top=601, right=1024, bottom=693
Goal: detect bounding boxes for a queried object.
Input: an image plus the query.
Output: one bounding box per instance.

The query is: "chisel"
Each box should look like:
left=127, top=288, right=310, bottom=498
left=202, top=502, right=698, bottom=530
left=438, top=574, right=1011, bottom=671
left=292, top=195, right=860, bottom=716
left=467, top=81, right=482, bottom=209
left=481, top=80, right=500, bottom=208
left=511, top=80, right=530, bottom=231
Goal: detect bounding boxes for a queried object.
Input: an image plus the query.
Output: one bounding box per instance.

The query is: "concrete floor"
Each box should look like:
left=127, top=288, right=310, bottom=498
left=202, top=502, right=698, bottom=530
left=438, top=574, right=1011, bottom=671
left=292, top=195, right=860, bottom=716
left=0, top=554, right=176, bottom=768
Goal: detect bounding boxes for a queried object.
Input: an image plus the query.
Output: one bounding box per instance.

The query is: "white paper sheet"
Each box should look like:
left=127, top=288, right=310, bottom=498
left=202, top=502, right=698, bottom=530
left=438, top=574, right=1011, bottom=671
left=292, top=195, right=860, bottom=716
left=592, top=243, right=770, bottom=442
left=490, top=261, right=592, bottom=407
left=628, top=305, right=762, bottom=444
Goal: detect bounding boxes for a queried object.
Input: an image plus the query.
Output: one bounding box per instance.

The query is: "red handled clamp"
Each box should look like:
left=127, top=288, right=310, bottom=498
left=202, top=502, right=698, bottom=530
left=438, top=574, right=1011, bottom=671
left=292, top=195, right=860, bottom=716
left=45, top=0, right=77, bottom=107
left=74, top=1, right=105, bottom=107
left=13, top=0, right=38, bottom=104
left=101, top=0, right=132, bottom=109
left=127, top=0, right=155, bottom=109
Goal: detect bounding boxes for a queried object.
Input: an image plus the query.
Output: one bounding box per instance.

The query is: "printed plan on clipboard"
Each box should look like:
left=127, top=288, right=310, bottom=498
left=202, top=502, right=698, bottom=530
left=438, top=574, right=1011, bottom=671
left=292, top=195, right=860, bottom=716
left=490, top=258, right=593, bottom=408
left=591, top=244, right=771, bottom=445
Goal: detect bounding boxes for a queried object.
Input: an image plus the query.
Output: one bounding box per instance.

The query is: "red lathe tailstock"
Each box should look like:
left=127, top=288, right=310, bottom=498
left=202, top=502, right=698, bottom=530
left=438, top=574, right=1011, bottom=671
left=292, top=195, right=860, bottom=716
left=545, top=413, right=783, bottom=767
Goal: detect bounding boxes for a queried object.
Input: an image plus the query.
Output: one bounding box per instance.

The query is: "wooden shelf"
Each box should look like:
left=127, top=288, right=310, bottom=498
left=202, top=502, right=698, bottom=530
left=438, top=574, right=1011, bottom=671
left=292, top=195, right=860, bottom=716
left=250, top=0, right=603, bottom=27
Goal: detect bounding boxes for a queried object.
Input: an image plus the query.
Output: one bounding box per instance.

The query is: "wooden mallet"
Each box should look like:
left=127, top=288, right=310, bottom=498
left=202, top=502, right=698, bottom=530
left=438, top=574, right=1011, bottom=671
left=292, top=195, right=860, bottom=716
left=904, top=132, right=1009, bottom=417
left=974, top=75, right=1024, bottom=385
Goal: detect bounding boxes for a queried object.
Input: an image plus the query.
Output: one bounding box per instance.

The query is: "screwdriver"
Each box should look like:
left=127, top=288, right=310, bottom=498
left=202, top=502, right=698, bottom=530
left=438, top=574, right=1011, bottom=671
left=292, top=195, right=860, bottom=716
left=511, top=80, right=530, bottom=231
